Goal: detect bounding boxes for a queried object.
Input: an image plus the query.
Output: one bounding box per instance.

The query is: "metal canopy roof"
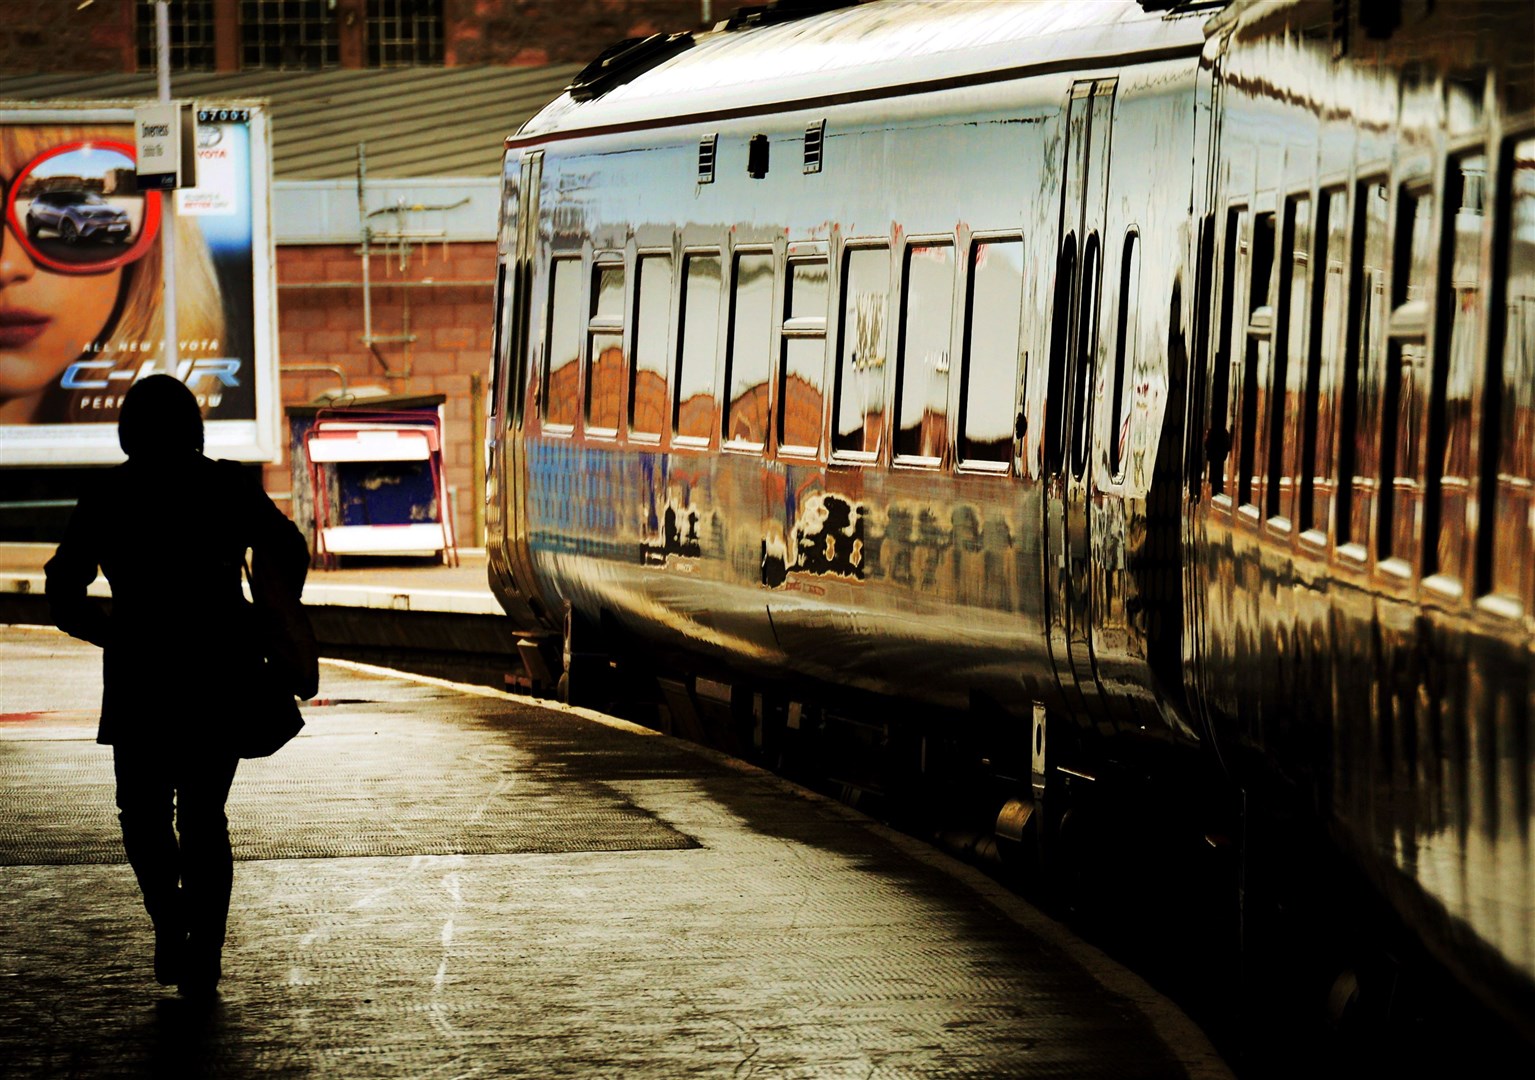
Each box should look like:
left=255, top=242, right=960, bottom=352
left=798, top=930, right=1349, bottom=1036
left=0, top=65, right=581, bottom=179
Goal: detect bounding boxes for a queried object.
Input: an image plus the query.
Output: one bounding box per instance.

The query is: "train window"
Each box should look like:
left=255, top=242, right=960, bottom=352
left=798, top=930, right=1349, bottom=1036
left=1424, top=157, right=1486, bottom=583
left=674, top=252, right=722, bottom=443
left=585, top=261, right=625, bottom=433
left=1337, top=180, right=1390, bottom=554
left=491, top=261, right=508, bottom=424
left=1070, top=233, right=1102, bottom=479
left=630, top=253, right=673, bottom=439
left=895, top=241, right=956, bottom=462
left=960, top=238, right=1024, bottom=466
left=1109, top=232, right=1140, bottom=482
left=542, top=256, right=582, bottom=428
left=725, top=251, right=775, bottom=448
left=833, top=245, right=890, bottom=458
left=1300, top=190, right=1348, bottom=536
left=1482, top=137, right=1535, bottom=605
left=1237, top=212, right=1275, bottom=510
left=1209, top=207, right=1247, bottom=497
left=1268, top=197, right=1310, bottom=522
left=1044, top=233, right=1078, bottom=476
left=1378, top=184, right=1436, bottom=566
left=780, top=258, right=828, bottom=453
left=1187, top=216, right=1216, bottom=498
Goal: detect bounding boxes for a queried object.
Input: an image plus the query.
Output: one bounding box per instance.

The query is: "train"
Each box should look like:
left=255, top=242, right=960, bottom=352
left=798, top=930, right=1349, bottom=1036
left=482, top=0, right=1535, bottom=1046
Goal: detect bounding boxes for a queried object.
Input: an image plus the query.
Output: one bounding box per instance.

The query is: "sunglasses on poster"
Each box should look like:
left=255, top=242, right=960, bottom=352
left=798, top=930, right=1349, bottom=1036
left=2, top=140, right=162, bottom=275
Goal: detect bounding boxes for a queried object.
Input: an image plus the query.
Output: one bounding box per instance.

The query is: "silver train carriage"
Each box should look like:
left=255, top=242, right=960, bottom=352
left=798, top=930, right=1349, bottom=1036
left=484, top=0, right=1535, bottom=1038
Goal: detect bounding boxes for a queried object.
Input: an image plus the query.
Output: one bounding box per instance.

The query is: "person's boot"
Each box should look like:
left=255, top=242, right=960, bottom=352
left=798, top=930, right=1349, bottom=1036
left=153, top=922, right=187, bottom=986
left=178, top=936, right=222, bottom=998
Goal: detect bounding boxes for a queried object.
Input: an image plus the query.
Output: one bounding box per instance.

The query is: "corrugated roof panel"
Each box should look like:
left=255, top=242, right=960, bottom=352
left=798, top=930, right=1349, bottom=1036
left=0, top=65, right=580, bottom=178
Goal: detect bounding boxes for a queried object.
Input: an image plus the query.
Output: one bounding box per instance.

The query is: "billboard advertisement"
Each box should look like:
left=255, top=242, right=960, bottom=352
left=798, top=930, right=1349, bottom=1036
left=0, top=102, right=279, bottom=464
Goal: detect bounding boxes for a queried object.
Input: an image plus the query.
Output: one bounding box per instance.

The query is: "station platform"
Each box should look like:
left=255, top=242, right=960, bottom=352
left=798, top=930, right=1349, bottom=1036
left=0, top=625, right=1231, bottom=1078
left=0, top=541, right=500, bottom=613
left=0, top=542, right=517, bottom=687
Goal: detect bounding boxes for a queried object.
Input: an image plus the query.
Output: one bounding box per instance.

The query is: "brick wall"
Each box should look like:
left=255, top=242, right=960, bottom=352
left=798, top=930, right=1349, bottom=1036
left=271, top=241, right=496, bottom=548
left=446, top=1, right=754, bottom=66
left=0, top=0, right=134, bottom=73
left=0, top=1, right=757, bottom=74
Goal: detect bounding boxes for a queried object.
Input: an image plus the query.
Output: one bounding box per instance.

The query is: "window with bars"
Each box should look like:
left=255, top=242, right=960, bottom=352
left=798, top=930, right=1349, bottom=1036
left=240, top=1, right=339, bottom=69
left=136, top=1, right=217, bottom=72
left=368, top=0, right=444, bottom=66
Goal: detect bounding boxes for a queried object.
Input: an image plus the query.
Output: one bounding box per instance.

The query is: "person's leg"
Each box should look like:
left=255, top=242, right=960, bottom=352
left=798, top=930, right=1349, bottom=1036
left=175, top=751, right=239, bottom=993
left=113, top=744, right=183, bottom=985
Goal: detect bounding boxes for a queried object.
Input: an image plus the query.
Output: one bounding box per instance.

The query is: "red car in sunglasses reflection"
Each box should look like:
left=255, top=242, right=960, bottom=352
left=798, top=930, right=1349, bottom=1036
left=24, top=189, right=132, bottom=245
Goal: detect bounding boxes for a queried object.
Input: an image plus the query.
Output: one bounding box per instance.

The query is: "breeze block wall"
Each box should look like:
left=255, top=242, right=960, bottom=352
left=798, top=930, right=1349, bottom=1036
left=270, top=241, right=497, bottom=549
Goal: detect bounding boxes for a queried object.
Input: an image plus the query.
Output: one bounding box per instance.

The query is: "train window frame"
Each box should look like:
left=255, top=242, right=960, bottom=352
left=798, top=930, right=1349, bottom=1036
left=722, top=247, right=776, bottom=453
left=490, top=259, right=509, bottom=427
left=1298, top=187, right=1349, bottom=546
left=673, top=249, right=724, bottom=449
left=1236, top=209, right=1276, bottom=516
left=628, top=250, right=675, bottom=444
left=1334, top=175, right=1392, bottom=569
left=1376, top=178, right=1437, bottom=580
left=958, top=233, right=1025, bottom=474
left=893, top=237, right=957, bottom=468
left=831, top=241, right=892, bottom=465
left=779, top=249, right=829, bottom=458
left=508, top=152, right=542, bottom=432
left=540, top=254, right=584, bottom=433
left=1044, top=232, right=1079, bottom=477
left=1187, top=215, right=1217, bottom=500
left=1208, top=205, right=1248, bottom=504
left=1109, top=229, right=1140, bottom=484
left=1474, top=132, right=1535, bottom=616
left=1070, top=231, right=1103, bottom=481
left=1422, top=153, right=1488, bottom=594
left=1266, top=194, right=1311, bottom=531
left=584, top=254, right=626, bottom=439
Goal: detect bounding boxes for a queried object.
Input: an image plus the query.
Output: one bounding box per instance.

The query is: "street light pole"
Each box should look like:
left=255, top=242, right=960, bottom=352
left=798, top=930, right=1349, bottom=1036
left=156, top=1, right=179, bottom=381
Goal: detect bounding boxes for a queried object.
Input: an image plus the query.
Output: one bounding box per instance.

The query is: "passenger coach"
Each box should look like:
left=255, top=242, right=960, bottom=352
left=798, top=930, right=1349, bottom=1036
left=485, top=0, right=1535, bottom=1042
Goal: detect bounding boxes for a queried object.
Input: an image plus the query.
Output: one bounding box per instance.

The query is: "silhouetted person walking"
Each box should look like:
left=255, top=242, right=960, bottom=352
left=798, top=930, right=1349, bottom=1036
left=45, top=375, right=308, bottom=996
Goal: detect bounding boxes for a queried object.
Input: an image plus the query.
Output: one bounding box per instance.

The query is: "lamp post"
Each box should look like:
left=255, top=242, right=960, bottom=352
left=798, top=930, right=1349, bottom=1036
left=155, top=1, right=179, bottom=381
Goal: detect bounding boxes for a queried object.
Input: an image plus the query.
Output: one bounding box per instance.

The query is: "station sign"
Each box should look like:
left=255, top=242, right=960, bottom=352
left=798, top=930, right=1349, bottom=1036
left=133, top=101, right=197, bottom=191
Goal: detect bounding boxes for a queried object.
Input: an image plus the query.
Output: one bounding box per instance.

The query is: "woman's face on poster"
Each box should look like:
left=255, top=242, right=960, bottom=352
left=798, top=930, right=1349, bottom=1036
left=1, top=139, right=153, bottom=412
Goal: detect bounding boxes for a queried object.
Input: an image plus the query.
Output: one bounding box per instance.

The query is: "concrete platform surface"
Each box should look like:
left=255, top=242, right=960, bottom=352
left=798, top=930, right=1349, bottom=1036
left=0, top=626, right=1230, bottom=1079
left=0, top=542, right=499, bottom=615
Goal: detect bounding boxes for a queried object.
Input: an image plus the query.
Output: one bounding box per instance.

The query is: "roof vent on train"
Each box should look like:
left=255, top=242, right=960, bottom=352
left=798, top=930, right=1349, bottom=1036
left=723, top=0, right=860, bottom=32
left=565, top=32, right=694, bottom=102
left=1134, top=0, right=1223, bottom=12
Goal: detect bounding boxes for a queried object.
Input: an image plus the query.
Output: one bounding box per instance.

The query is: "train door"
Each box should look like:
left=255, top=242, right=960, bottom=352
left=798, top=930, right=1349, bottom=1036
left=1043, top=79, right=1116, bottom=720
left=488, top=149, right=554, bottom=630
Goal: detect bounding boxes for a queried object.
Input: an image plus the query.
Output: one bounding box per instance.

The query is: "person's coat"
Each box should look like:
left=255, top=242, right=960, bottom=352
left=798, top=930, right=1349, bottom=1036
left=45, top=455, right=309, bottom=748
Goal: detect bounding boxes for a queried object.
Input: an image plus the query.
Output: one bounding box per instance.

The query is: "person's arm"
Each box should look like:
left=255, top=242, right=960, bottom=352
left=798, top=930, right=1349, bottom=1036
left=233, top=461, right=309, bottom=599
left=44, top=492, right=112, bottom=648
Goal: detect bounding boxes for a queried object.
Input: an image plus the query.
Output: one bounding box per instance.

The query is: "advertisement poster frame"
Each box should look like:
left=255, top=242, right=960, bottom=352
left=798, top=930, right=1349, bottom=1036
left=0, top=100, right=280, bottom=465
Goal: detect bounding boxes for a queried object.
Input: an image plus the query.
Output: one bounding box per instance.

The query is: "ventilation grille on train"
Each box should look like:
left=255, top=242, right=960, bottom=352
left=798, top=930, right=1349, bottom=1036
left=699, top=134, right=718, bottom=184
left=804, top=120, right=825, bottom=174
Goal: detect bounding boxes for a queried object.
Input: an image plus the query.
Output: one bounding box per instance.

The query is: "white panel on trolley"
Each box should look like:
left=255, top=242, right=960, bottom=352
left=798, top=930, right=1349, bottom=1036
left=305, top=430, right=433, bottom=462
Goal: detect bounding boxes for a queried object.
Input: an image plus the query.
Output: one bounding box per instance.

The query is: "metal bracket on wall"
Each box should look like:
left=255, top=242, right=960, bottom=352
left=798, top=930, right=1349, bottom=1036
left=354, top=142, right=471, bottom=378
